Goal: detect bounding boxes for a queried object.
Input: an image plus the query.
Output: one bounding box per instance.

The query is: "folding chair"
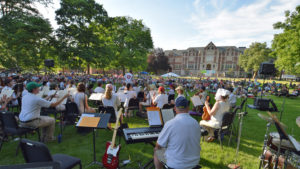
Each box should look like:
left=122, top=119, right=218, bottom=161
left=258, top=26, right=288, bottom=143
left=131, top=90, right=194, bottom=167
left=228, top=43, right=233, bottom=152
left=215, top=112, right=235, bottom=149
left=64, top=102, right=80, bottom=125
left=20, top=139, right=82, bottom=169
left=0, top=112, right=40, bottom=154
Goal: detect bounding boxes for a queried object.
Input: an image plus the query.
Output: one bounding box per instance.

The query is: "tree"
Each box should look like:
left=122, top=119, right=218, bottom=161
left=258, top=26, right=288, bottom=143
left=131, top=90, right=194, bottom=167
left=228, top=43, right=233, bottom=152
left=110, top=16, right=153, bottom=74
left=147, top=48, right=170, bottom=74
left=55, top=0, right=109, bottom=74
left=0, top=0, right=53, bottom=72
left=272, top=6, right=300, bottom=75
left=238, top=42, right=272, bottom=79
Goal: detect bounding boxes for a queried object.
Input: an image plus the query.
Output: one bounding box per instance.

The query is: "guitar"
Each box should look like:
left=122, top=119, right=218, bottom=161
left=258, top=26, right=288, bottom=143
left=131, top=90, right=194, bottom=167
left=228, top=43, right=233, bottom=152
left=202, top=96, right=211, bottom=121
left=102, top=108, right=123, bottom=169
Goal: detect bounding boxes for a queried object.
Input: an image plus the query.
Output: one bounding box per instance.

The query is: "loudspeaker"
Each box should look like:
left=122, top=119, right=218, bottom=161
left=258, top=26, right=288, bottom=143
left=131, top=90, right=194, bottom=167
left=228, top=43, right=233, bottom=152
left=259, top=63, right=275, bottom=75
left=44, top=59, right=54, bottom=67
left=254, top=98, right=270, bottom=110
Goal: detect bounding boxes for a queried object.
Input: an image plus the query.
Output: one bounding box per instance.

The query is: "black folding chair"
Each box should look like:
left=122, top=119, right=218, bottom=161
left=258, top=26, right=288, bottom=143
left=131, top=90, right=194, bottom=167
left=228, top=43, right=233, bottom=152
left=65, top=102, right=80, bottom=125
left=137, top=91, right=145, bottom=102
left=162, top=104, right=174, bottom=110
left=127, top=98, right=140, bottom=116
left=168, top=94, right=175, bottom=103
left=99, top=106, right=116, bottom=123
left=215, top=112, right=235, bottom=149
left=0, top=112, right=40, bottom=154
left=20, top=139, right=82, bottom=169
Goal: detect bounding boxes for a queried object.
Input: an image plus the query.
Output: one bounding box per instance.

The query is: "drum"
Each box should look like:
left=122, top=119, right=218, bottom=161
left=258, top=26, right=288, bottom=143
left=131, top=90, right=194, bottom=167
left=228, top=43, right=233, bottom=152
left=262, top=150, right=298, bottom=169
left=267, top=132, right=295, bottom=154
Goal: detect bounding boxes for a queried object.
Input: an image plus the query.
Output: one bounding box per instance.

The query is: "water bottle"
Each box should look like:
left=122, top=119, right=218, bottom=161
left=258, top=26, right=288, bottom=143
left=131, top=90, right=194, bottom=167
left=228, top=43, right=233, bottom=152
left=57, top=134, right=62, bottom=143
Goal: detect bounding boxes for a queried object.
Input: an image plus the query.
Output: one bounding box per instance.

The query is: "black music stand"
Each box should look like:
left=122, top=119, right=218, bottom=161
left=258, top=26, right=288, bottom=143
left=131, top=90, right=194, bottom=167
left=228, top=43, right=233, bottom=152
left=76, top=113, right=111, bottom=167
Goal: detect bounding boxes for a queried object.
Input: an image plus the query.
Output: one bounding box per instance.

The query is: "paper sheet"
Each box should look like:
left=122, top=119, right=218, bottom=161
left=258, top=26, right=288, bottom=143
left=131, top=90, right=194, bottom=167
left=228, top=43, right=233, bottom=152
left=191, top=96, right=204, bottom=106
left=76, top=113, right=96, bottom=127
left=89, top=93, right=103, bottom=100
left=0, top=89, right=14, bottom=99
left=68, top=88, right=77, bottom=96
left=116, top=92, right=127, bottom=102
left=147, top=108, right=162, bottom=126
left=161, top=109, right=174, bottom=124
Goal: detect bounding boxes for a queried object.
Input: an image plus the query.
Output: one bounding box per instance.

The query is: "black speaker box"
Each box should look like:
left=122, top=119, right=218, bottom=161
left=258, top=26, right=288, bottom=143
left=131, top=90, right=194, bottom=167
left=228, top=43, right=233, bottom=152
left=44, top=59, right=54, bottom=67
left=254, top=98, right=270, bottom=110
left=259, top=63, right=275, bottom=75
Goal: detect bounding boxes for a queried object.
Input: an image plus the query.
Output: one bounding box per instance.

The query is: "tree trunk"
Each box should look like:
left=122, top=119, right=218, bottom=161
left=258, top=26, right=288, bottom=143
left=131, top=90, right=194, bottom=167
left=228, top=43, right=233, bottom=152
left=252, top=71, right=257, bottom=79
left=279, top=70, right=283, bottom=80
left=87, top=64, right=90, bottom=75
left=122, top=66, right=125, bottom=75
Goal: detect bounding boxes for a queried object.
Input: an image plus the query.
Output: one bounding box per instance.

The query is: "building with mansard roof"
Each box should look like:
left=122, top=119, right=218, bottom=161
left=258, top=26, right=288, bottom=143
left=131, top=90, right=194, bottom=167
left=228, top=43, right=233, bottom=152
left=165, top=42, right=246, bottom=77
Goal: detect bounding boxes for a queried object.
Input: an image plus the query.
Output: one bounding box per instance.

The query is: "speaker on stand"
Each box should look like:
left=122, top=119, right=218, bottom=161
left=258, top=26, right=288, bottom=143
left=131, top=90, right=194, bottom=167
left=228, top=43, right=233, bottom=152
left=44, top=59, right=54, bottom=75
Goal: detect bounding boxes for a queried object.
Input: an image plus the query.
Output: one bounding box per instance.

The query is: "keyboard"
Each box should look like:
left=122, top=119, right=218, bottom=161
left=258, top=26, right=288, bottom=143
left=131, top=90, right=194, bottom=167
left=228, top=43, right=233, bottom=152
left=123, top=127, right=162, bottom=144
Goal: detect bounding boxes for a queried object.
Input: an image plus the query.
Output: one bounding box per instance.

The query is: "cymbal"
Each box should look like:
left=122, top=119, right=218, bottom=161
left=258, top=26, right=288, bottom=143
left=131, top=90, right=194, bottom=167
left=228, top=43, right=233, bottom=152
left=258, top=113, right=274, bottom=123
left=258, top=113, right=287, bottom=128
left=297, top=116, right=300, bottom=128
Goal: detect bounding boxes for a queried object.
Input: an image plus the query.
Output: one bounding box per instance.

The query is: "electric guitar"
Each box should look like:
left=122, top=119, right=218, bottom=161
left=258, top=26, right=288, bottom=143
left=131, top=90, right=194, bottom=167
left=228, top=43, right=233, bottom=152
left=102, top=108, right=123, bottom=169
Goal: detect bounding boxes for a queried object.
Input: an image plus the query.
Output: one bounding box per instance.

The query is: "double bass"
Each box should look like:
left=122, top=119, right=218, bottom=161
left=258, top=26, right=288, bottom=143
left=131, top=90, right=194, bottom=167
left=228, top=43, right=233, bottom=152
left=202, top=95, right=211, bottom=121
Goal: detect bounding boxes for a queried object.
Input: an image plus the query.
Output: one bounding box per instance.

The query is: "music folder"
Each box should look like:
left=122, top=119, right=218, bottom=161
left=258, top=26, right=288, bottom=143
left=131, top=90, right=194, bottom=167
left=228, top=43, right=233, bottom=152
left=76, top=114, right=100, bottom=128
left=146, top=107, right=175, bottom=127
left=89, top=93, right=103, bottom=100
left=191, top=95, right=204, bottom=107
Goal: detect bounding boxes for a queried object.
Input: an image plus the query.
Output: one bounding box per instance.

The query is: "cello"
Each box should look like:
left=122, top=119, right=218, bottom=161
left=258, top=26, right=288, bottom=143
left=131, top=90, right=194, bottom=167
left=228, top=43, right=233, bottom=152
left=202, top=95, right=211, bottom=121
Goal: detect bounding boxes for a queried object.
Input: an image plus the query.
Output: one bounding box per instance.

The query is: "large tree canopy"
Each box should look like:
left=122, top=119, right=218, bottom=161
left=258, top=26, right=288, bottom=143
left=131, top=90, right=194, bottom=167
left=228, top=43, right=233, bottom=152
left=0, top=0, right=53, bottom=72
left=55, top=0, right=109, bottom=73
left=272, top=5, right=300, bottom=75
left=238, top=42, right=272, bottom=78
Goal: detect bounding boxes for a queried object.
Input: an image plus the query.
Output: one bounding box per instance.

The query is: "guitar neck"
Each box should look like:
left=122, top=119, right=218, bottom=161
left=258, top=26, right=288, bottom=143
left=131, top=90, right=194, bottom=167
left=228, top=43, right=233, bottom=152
left=110, top=108, right=123, bottom=148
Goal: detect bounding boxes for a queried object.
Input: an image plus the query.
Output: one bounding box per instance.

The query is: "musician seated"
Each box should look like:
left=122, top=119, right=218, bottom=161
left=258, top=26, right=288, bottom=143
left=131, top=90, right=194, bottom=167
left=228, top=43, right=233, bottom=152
left=154, top=97, right=201, bottom=169
left=199, top=88, right=230, bottom=142
left=94, top=81, right=104, bottom=93
left=152, top=86, right=168, bottom=109
left=73, top=83, right=95, bottom=114
left=19, top=82, right=69, bottom=142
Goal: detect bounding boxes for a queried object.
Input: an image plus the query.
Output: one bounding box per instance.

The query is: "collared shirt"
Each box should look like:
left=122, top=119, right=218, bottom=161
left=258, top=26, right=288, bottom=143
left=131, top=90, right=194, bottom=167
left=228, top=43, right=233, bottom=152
left=153, top=94, right=168, bottom=108
left=19, top=93, right=51, bottom=121
left=157, top=113, right=201, bottom=169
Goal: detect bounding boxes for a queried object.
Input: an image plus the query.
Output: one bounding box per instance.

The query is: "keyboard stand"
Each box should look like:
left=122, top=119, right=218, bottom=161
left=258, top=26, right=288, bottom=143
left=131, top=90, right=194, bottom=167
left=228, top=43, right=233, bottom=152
left=139, top=141, right=156, bottom=169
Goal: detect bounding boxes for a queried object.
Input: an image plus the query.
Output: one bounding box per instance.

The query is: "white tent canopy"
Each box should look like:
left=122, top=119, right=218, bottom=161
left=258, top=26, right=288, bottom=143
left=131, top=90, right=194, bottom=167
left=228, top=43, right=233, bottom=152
left=161, top=72, right=180, bottom=77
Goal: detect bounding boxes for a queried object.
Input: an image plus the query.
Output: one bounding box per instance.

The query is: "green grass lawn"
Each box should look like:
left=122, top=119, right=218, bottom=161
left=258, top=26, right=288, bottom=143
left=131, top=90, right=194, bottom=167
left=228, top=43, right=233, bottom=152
left=1, top=94, right=300, bottom=169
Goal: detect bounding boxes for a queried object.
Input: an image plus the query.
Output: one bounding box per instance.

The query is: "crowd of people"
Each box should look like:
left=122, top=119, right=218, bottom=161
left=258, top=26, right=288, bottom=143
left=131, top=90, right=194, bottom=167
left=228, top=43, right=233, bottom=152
left=0, top=71, right=299, bottom=168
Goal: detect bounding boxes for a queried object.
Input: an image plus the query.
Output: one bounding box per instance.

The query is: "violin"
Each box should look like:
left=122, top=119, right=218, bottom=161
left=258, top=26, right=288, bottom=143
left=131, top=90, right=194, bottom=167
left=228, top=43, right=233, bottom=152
left=202, top=95, right=211, bottom=121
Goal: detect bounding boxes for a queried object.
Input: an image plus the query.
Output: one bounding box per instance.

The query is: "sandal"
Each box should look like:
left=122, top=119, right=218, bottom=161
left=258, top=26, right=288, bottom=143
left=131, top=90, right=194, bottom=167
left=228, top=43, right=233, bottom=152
left=207, top=136, right=215, bottom=142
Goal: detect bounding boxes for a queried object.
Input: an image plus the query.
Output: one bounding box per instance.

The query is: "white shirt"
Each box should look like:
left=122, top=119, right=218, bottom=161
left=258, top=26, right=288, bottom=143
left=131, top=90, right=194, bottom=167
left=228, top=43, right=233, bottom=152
left=229, top=93, right=237, bottom=106
left=22, top=89, right=29, bottom=97
left=19, top=93, right=51, bottom=121
left=73, top=92, right=86, bottom=114
left=157, top=113, right=201, bottom=169
left=94, top=87, right=105, bottom=93
left=124, top=73, right=133, bottom=84
left=124, top=90, right=137, bottom=107
left=153, top=94, right=168, bottom=109
left=59, top=82, right=65, bottom=89
left=101, top=94, right=121, bottom=115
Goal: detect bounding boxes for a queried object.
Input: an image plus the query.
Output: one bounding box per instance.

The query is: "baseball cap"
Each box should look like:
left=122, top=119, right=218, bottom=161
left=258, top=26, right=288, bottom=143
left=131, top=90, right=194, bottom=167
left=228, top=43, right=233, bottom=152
left=26, top=82, right=42, bottom=92
left=175, top=97, right=188, bottom=109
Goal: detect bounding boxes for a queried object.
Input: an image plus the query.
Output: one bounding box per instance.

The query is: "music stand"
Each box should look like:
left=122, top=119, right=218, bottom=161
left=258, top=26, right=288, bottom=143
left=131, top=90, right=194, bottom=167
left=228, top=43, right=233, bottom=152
left=76, top=113, right=111, bottom=167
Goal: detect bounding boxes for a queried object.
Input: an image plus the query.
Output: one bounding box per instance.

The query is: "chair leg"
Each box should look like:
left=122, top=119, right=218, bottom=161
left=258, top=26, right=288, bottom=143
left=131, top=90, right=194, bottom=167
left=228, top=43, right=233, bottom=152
left=0, top=134, right=5, bottom=152
left=36, top=128, right=41, bottom=142
left=219, top=130, right=223, bottom=150
left=16, top=136, right=22, bottom=156
left=79, top=162, right=82, bottom=169
left=228, top=127, right=233, bottom=146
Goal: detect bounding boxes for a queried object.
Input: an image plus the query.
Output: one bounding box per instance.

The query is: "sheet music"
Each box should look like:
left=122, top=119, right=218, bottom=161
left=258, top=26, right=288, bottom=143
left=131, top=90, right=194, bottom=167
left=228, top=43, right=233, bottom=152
left=89, top=93, right=103, bottom=100
left=191, top=96, right=204, bottom=106
left=147, top=110, right=162, bottom=126
left=0, top=89, right=14, bottom=99
left=161, top=109, right=174, bottom=124
left=48, top=90, right=57, bottom=96
left=68, top=88, right=77, bottom=96
left=42, top=86, right=50, bottom=96
left=116, top=92, right=127, bottom=102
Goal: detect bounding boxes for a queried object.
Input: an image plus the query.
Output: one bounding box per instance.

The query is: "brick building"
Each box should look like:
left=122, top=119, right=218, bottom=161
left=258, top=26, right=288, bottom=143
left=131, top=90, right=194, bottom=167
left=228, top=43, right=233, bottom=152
left=165, top=42, right=246, bottom=77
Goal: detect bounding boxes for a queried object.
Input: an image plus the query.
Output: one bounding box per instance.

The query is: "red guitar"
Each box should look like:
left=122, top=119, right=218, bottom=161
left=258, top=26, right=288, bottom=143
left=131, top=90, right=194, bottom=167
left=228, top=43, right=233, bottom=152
left=102, top=108, right=123, bottom=169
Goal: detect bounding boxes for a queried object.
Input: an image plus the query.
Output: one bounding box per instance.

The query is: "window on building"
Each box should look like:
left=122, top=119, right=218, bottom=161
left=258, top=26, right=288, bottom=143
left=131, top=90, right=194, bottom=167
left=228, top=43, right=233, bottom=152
left=188, top=64, right=194, bottom=69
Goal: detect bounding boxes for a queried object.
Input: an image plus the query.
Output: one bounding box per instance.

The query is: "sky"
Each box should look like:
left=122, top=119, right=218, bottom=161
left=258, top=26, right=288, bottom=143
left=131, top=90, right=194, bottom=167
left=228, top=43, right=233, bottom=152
left=36, top=0, right=300, bottom=50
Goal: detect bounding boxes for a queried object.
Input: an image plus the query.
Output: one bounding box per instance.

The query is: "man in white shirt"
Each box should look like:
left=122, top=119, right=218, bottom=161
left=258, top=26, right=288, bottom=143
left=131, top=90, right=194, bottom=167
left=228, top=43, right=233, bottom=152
left=124, top=71, right=133, bottom=84
left=154, top=97, right=201, bottom=169
left=19, top=82, right=69, bottom=142
left=153, top=86, right=168, bottom=109
left=94, top=81, right=105, bottom=93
